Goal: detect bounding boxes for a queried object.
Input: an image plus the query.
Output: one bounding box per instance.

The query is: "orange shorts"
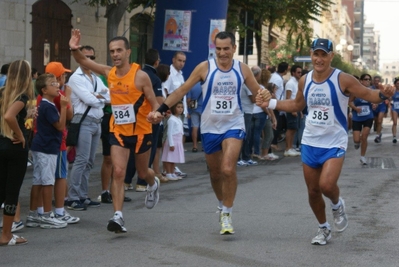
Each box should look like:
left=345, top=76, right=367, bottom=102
left=109, top=132, right=152, bottom=154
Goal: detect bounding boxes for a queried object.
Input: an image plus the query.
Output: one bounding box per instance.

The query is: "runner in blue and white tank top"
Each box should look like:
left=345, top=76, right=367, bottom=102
left=255, top=38, right=395, bottom=245
left=151, top=32, right=263, bottom=236
left=349, top=73, right=374, bottom=165
left=390, top=78, right=399, bottom=143
left=302, top=68, right=349, bottom=151
left=200, top=58, right=245, bottom=135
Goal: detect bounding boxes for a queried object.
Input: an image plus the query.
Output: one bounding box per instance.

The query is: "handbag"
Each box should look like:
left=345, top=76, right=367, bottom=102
left=66, top=106, right=91, bottom=146
left=66, top=76, right=97, bottom=146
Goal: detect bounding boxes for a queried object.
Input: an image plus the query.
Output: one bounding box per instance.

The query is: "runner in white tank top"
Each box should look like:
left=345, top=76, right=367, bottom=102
left=150, top=32, right=263, bottom=236
left=256, top=38, right=394, bottom=245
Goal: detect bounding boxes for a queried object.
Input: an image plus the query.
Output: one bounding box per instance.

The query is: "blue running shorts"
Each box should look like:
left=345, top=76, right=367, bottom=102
left=201, top=129, right=245, bottom=154
left=301, top=144, right=346, bottom=168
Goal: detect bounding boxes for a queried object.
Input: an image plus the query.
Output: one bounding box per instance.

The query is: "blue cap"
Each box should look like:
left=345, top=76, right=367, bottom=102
left=311, top=38, right=333, bottom=53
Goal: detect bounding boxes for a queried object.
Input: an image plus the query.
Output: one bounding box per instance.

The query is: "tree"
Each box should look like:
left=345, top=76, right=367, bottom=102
left=227, top=0, right=333, bottom=65
left=73, top=0, right=154, bottom=64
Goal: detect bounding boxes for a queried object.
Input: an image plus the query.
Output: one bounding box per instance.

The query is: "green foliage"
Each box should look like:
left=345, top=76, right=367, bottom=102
left=228, top=0, right=334, bottom=64
left=73, top=0, right=154, bottom=12
left=331, top=54, right=362, bottom=77
left=267, top=43, right=301, bottom=67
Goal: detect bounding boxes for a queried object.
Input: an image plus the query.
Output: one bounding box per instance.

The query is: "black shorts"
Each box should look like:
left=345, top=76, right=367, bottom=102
left=352, top=119, right=373, bottom=131
left=157, top=125, right=164, bottom=148
left=109, top=132, right=152, bottom=154
left=286, top=112, right=299, bottom=130
left=101, top=113, right=111, bottom=156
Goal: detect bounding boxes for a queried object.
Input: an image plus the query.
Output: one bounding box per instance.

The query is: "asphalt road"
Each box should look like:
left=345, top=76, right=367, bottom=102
left=2, top=118, right=399, bottom=267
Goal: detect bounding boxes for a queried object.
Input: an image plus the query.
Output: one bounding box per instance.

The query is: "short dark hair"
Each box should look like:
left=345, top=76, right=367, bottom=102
left=80, top=45, right=95, bottom=54
left=36, top=73, right=56, bottom=96
left=277, top=62, right=289, bottom=73
left=173, top=51, right=186, bottom=59
left=156, top=64, right=170, bottom=83
left=214, top=31, right=236, bottom=46
left=290, top=65, right=302, bottom=75
left=145, top=49, right=159, bottom=66
left=360, top=73, right=371, bottom=81
left=109, top=36, right=130, bottom=50
left=1, top=64, right=10, bottom=75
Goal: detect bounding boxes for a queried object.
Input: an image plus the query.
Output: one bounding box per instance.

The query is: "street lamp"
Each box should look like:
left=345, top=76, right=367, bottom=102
left=336, top=39, right=353, bottom=62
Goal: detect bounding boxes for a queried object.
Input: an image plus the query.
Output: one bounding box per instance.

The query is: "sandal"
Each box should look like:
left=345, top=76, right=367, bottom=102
left=0, top=234, right=28, bottom=246
left=192, top=148, right=198, bottom=152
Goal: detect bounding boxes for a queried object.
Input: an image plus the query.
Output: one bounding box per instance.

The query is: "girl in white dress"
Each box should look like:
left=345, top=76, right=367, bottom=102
left=161, top=101, right=185, bottom=180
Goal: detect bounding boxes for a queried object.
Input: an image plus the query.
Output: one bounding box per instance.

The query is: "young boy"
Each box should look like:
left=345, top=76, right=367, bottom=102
left=26, top=73, right=69, bottom=229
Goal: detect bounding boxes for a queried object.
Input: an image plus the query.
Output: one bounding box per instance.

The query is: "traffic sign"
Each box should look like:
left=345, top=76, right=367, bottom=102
left=294, top=56, right=311, bottom=62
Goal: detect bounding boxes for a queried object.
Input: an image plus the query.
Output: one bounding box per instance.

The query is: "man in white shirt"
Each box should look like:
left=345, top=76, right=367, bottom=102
left=163, top=51, right=187, bottom=177
left=284, top=65, right=302, bottom=157
left=67, top=45, right=110, bottom=210
left=268, top=62, right=289, bottom=151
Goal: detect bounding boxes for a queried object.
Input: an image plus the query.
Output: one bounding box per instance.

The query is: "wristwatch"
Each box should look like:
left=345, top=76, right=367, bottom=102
left=379, top=92, right=388, bottom=101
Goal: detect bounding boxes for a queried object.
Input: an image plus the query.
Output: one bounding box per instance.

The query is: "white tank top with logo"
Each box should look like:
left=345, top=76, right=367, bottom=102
left=302, top=69, right=349, bottom=150
left=200, top=58, right=245, bottom=134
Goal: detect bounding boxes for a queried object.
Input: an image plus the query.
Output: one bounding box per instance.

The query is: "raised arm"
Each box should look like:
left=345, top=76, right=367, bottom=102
left=340, top=72, right=394, bottom=103
left=69, top=29, right=112, bottom=77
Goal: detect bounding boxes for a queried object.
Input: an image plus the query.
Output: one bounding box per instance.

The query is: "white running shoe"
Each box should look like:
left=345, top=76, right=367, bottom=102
left=284, top=148, right=301, bottom=157
left=40, top=212, right=67, bottom=229
left=55, top=211, right=80, bottom=224
left=267, top=153, right=279, bottom=160
left=220, top=213, right=234, bottom=235
left=311, top=227, right=331, bottom=245
left=360, top=156, right=367, bottom=165
left=145, top=177, right=160, bottom=209
left=107, top=213, right=127, bottom=233
left=332, top=197, right=348, bottom=232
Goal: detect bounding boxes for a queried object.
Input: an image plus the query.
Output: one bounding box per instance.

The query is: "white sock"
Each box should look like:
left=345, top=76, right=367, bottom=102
left=331, top=199, right=342, bottom=210
left=319, top=222, right=331, bottom=229
left=55, top=207, right=64, bottom=215
left=37, top=206, right=44, bottom=215
left=222, top=205, right=232, bottom=214
left=115, top=211, right=123, bottom=218
left=218, top=201, right=223, bottom=210
left=148, top=180, right=158, bottom=191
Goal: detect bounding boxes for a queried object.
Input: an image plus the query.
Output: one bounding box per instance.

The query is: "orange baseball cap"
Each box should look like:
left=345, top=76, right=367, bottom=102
left=45, top=62, right=71, bottom=78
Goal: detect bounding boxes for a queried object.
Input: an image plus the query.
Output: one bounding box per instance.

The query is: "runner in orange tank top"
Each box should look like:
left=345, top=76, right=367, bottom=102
left=69, top=29, right=160, bottom=234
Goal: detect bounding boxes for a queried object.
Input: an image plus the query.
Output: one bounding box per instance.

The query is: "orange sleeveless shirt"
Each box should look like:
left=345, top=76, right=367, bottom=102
left=107, top=63, right=152, bottom=136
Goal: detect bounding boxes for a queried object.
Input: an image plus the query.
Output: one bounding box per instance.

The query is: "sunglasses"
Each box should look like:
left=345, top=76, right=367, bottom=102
left=86, top=55, right=96, bottom=60
left=362, top=78, right=371, bottom=81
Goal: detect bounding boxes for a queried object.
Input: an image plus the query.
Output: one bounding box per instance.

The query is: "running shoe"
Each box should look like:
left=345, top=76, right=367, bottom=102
left=107, top=213, right=127, bottom=234
left=374, top=134, right=382, bottom=143
left=40, top=212, right=67, bottom=229
left=136, top=184, right=147, bottom=192
left=124, top=183, right=134, bottom=191
left=174, top=166, right=187, bottom=178
left=311, top=227, right=331, bottom=245
left=101, top=191, right=113, bottom=204
left=267, top=153, right=279, bottom=160
left=393, top=138, right=397, bottom=144
left=360, top=156, right=367, bottom=165
left=220, top=213, right=234, bottom=235
left=354, top=142, right=360, bottom=150
left=246, top=159, right=258, bottom=166
left=67, top=200, right=86, bottom=211
left=332, top=197, right=348, bottom=232
left=55, top=211, right=80, bottom=224
left=284, top=148, right=301, bottom=157
left=145, top=177, right=160, bottom=209
left=237, top=160, right=248, bottom=166
left=11, top=221, right=24, bottom=232
left=165, top=173, right=179, bottom=181
left=26, top=213, right=41, bottom=228
left=81, top=198, right=101, bottom=208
